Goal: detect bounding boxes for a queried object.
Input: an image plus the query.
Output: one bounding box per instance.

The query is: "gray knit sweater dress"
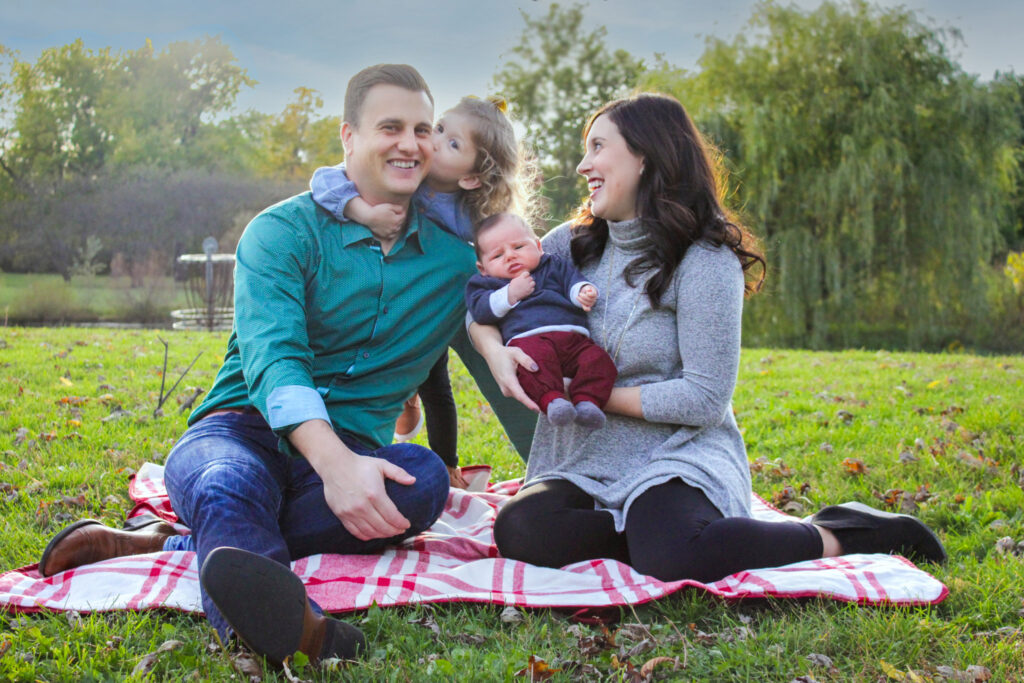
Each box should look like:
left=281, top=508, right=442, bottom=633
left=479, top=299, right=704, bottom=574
left=524, top=218, right=753, bottom=531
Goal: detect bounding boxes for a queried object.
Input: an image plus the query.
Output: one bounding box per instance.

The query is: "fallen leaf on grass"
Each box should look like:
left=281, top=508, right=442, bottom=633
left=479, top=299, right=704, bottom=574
left=841, top=458, right=869, bottom=475
left=514, top=655, right=560, bottom=679
left=409, top=614, right=441, bottom=636
left=231, top=652, right=263, bottom=681
left=805, top=653, right=839, bottom=674
left=640, top=656, right=681, bottom=677
left=281, top=657, right=311, bottom=683
left=58, top=377, right=73, bottom=387
left=0, top=639, right=11, bottom=657
left=132, top=653, right=160, bottom=677
left=500, top=605, right=524, bottom=624
left=452, top=633, right=487, bottom=645
left=65, top=610, right=84, bottom=629
left=934, top=665, right=992, bottom=682
left=157, top=639, right=183, bottom=653
left=899, top=450, right=919, bottom=463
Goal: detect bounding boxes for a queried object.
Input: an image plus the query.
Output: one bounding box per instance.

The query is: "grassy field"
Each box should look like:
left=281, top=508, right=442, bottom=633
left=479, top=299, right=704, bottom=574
left=0, top=273, right=190, bottom=325
left=0, top=326, right=1022, bottom=681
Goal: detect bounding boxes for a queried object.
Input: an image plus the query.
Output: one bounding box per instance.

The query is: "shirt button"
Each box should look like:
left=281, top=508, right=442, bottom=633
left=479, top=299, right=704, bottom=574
left=363, top=352, right=369, bottom=359
left=383, top=306, right=389, bottom=314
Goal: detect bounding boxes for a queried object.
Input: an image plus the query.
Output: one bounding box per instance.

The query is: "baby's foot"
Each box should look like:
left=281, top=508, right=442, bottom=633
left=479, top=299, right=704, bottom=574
left=546, top=398, right=576, bottom=426
left=574, top=401, right=606, bottom=429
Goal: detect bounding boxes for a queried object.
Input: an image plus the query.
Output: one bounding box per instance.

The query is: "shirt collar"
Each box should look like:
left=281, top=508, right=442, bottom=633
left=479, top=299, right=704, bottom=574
left=338, top=205, right=428, bottom=255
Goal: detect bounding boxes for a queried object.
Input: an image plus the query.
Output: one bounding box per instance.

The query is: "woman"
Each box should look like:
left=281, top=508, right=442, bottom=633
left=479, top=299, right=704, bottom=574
left=471, top=93, right=945, bottom=582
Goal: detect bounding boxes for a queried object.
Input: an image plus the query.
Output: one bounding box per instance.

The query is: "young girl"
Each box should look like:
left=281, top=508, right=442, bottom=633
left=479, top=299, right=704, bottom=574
left=310, top=95, right=534, bottom=487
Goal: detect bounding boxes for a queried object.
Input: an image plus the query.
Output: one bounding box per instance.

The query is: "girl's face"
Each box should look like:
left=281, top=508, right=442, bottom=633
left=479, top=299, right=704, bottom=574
left=576, top=114, right=644, bottom=222
left=427, top=111, right=481, bottom=192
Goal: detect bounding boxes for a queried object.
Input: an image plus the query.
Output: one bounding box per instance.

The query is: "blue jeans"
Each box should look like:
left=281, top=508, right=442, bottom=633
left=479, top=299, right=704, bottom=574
left=162, top=411, right=449, bottom=637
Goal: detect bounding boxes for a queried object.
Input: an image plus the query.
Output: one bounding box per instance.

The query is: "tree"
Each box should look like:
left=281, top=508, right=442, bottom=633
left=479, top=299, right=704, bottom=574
left=641, top=0, right=1021, bottom=350
left=494, top=3, right=645, bottom=225
left=253, top=87, right=344, bottom=180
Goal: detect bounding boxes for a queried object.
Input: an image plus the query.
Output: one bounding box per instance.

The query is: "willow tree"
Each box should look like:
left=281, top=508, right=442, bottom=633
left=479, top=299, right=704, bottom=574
left=494, top=3, right=645, bottom=225
left=643, top=1, right=1020, bottom=349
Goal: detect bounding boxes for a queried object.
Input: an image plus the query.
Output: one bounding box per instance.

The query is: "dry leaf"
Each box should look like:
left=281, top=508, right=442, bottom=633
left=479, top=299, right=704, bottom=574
left=157, top=639, right=183, bottom=653
left=231, top=652, right=263, bottom=682
left=409, top=615, right=441, bottom=636
left=132, top=653, right=160, bottom=677
left=640, top=656, right=680, bottom=677
left=514, top=655, right=560, bottom=680
left=500, top=605, right=524, bottom=624
left=841, top=458, right=869, bottom=475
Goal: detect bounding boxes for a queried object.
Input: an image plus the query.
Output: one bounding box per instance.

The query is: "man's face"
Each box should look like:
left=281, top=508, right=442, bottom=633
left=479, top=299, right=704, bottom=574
left=341, top=84, right=434, bottom=205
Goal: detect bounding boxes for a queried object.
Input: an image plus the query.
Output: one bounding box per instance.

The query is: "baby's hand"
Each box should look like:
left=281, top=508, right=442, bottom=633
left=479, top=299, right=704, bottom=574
left=345, top=197, right=406, bottom=241
left=507, top=272, right=536, bottom=305
left=577, top=284, right=598, bottom=311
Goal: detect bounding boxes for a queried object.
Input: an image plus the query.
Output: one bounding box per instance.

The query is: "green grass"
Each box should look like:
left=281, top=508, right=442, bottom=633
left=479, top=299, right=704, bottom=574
left=1, top=327, right=1022, bottom=681
left=0, top=273, right=189, bottom=324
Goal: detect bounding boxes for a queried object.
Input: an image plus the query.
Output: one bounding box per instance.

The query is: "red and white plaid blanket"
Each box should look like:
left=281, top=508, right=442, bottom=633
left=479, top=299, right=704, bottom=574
left=0, top=463, right=947, bottom=615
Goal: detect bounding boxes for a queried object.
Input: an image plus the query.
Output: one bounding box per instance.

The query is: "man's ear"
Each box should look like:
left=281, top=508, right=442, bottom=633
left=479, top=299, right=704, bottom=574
left=341, top=121, right=355, bottom=156
left=457, top=175, right=482, bottom=191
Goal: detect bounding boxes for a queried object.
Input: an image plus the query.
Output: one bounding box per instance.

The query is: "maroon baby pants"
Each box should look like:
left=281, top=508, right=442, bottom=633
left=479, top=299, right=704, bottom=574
left=508, top=331, right=618, bottom=412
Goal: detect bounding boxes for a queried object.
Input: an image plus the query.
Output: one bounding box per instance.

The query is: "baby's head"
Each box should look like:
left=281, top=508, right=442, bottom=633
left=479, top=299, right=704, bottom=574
left=430, top=96, right=534, bottom=224
left=474, top=212, right=543, bottom=280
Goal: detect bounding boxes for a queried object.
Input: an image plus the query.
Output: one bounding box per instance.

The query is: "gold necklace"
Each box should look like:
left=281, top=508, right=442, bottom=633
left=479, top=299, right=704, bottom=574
left=600, top=246, right=644, bottom=365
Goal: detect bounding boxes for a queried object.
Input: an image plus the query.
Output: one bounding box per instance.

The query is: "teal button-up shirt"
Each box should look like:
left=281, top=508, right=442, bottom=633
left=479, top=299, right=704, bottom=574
left=190, top=191, right=480, bottom=450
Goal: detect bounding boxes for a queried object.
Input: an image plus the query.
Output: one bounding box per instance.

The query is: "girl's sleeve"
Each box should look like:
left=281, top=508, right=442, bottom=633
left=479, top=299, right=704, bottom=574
left=640, top=246, right=745, bottom=428
left=414, top=187, right=474, bottom=242
left=309, top=164, right=359, bottom=221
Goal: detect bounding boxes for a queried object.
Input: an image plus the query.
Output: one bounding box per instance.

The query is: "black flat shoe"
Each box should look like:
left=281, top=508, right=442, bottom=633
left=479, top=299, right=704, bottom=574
left=811, top=501, right=947, bottom=564
left=200, top=547, right=366, bottom=665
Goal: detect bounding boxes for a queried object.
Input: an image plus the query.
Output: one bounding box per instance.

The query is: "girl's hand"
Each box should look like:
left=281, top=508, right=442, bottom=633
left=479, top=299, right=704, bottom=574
left=447, top=466, right=469, bottom=489
left=577, top=284, right=598, bottom=311
left=344, top=197, right=406, bottom=241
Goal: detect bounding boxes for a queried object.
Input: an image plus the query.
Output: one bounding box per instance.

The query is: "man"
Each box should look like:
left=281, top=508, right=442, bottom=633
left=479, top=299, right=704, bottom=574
left=37, top=64, right=533, bottom=665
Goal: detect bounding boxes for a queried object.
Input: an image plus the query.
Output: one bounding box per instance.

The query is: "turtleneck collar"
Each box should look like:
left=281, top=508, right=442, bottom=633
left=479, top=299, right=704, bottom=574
left=607, top=217, right=646, bottom=252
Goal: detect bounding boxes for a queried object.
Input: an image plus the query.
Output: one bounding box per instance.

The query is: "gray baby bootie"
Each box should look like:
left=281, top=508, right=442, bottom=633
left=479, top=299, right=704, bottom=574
left=574, top=401, right=606, bottom=429
left=546, top=398, right=576, bottom=426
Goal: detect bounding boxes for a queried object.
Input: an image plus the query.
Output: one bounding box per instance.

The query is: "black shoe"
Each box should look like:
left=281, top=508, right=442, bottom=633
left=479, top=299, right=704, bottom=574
left=811, top=502, right=947, bottom=564
left=200, top=547, right=366, bottom=665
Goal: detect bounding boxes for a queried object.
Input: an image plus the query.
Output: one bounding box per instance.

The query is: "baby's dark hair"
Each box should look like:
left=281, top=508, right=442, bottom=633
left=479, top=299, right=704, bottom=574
left=472, top=212, right=534, bottom=259
left=449, top=96, right=539, bottom=227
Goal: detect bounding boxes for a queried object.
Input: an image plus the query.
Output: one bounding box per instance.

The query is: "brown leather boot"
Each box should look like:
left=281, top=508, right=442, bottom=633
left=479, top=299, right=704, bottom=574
left=200, top=547, right=366, bottom=665
left=39, top=518, right=179, bottom=577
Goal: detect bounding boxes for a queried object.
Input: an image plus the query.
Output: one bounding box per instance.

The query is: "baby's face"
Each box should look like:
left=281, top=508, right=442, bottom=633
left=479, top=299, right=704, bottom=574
left=427, top=111, right=479, bottom=192
left=476, top=217, right=543, bottom=280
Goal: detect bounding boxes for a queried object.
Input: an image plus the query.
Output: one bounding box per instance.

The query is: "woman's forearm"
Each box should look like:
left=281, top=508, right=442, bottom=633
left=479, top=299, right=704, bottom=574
left=604, top=385, right=643, bottom=419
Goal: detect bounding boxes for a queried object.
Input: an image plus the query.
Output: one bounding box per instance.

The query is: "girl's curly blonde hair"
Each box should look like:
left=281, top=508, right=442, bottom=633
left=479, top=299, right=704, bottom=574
left=450, top=96, right=539, bottom=229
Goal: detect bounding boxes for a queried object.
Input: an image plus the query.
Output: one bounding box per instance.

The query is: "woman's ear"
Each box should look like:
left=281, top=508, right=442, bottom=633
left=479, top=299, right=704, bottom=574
left=458, top=175, right=482, bottom=191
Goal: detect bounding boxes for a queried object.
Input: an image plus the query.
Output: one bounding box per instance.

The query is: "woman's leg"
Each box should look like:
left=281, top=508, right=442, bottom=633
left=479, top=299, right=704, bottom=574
left=494, top=479, right=630, bottom=567
left=625, top=479, right=823, bottom=583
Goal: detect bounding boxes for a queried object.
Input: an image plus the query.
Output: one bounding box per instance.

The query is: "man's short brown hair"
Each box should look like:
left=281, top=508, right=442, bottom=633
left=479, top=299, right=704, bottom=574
left=344, top=64, right=433, bottom=128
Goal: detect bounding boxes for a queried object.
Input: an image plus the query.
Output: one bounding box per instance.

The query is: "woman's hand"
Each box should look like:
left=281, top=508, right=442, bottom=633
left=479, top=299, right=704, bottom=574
left=468, top=321, right=541, bottom=412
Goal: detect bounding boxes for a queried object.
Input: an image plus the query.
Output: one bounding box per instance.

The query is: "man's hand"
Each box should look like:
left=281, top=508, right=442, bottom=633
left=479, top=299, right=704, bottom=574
left=577, top=284, right=598, bottom=311
left=507, top=272, right=535, bottom=305
left=344, top=197, right=406, bottom=242
left=290, top=419, right=415, bottom=541
left=320, top=454, right=416, bottom=541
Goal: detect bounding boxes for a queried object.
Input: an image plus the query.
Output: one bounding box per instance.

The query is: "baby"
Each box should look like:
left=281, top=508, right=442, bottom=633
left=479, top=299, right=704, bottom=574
left=465, top=213, right=617, bottom=428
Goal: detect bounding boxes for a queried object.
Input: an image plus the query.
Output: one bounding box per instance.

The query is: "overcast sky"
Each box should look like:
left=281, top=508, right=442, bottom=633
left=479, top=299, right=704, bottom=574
left=2, top=0, right=1021, bottom=118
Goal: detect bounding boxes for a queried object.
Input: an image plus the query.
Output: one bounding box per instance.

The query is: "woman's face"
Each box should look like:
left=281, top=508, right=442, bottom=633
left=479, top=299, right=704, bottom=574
left=576, top=114, right=644, bottom=222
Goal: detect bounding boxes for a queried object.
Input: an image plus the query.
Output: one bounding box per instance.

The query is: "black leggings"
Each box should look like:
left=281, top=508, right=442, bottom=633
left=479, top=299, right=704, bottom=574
left=493, top=478, right=823, bottom=583
left=418, top=352, right=458, bottom=468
